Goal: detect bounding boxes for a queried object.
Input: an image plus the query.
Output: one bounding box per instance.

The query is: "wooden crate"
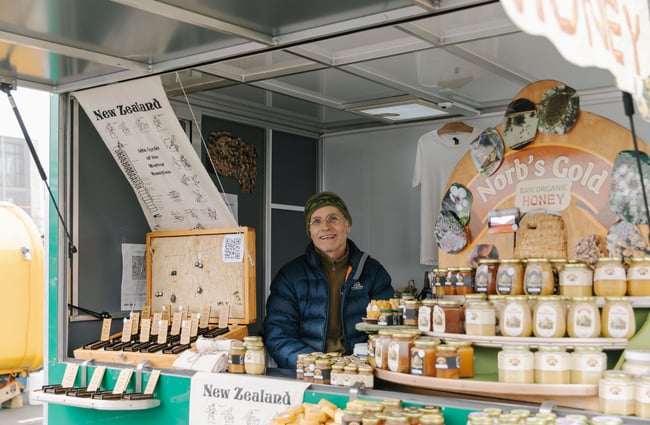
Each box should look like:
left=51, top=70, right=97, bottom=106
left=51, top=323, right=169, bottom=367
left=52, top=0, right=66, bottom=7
left=146, top=227, right=256, bottom=325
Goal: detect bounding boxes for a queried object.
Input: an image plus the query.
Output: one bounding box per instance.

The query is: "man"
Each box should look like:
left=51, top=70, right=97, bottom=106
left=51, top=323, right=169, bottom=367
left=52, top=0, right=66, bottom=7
left=264, top=191, right=394, bottom=369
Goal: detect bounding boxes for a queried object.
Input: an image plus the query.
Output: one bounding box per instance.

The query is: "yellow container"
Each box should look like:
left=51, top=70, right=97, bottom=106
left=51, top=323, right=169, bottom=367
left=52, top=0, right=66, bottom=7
left=0, top=202, right=44, bottom=374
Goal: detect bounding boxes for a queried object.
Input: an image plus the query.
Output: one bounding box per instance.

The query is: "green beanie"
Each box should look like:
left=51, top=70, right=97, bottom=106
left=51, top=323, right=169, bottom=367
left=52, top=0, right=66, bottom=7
left=304, top=191, right=352, bottom=236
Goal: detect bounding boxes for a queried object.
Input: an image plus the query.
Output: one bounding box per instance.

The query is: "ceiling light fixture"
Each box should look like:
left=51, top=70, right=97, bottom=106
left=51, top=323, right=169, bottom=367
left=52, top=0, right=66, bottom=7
left=347, top=99, right=449, bottom=122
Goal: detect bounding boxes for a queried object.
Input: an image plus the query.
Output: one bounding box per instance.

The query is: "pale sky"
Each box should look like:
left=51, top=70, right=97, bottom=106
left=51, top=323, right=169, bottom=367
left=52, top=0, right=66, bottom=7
left=0, top=86, right=51, bottom=148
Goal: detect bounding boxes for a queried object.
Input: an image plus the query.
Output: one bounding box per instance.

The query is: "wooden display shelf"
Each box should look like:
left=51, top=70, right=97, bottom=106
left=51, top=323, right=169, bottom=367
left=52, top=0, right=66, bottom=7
left=74, top=325, right=248, bottom=369
left=31, top=390, right=160, bottom=411
left=421, top=332, right=628, bottom=350
left=375, top=369, right=599, bottom=411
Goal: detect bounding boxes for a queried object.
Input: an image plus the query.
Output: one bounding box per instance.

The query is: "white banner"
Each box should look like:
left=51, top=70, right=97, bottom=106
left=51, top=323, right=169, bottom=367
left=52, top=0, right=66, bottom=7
left=502, top=0, right=650, bottom=121
left=189, top=372, right=310, bottom=425
left=74, top=76, right=237, bottom=231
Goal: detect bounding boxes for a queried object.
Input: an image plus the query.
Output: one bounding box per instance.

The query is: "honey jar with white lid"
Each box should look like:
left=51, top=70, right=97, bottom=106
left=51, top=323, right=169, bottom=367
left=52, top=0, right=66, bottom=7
left=534, top=346, right=570, bottom=384
left=601, top=296, right=636, bottom=339
left=532, top=295, right=566, bottom=338
left=566, top=296, right=601, bottom=338
left=593, top=257, right=627, bottom=297
left=599, top=370, right=636, bottom=416
left=627, top=256, right=650, bottom=296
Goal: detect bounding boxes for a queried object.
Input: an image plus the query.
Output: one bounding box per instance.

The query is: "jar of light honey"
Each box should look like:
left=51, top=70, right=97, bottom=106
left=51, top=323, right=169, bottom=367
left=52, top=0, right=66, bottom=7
left=566, top=296, right=601, bottom=338
left=599, top=370, right=636, bottom=416
left=374, top=329, right=393, bottom=370
left=500, top=295, right=532, bottom=337
left=418, top=299, right=436, bottom=332
left=627, top=257, right=650, bottom=296
left=497, top=259, right=524, bottom=295
left=445, top=267, right=458, bottom=295
left=594, top=257, right=627, bottom=297
left=601, top=297, right=636, bottom=339
left=524, top=258, right=554, bottom=296
left=434, top=268, right=446, bottom=297
left=498, top=345, right=534, bottom=383
left=532, top=295, right=566, bottom=338
left=570, top=346, right=606, bottom=385
left=465, top=300, right=496, bottom=336
left=559, top=262, right=593, bottom=297
left=534, top=346, right=570, bottom=384
left=636, top=374, right=650, bottom=418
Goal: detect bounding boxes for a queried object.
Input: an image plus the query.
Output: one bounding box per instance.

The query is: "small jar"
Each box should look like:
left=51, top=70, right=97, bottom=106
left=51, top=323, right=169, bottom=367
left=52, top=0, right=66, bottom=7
left=432, top=300, right=465, bottom=333
left=524, top=259, right=554, bottom=296
left=244, top=342, right=266, bottom=375
left=532, top=295, right=566, bottom=338
left=593, top=257, right=627, bottom=297
left=559, top=262, right=593, bottom=297
left=302, top=355, right=316, bottom=382
left=418, top=299, right=436, bottom=332
left=636, top=374, right=650, bottom=418
left=342, top=364, right=358, bottom=387
left=601, top=296, right=636, bottom=339
left=570, top=346, right=607, bottom=384
left=599, top=370, right=636, bottom=416
left=434, top=268, right=446, bottom=297
left=450, top=341, right=474, bottom=378
left=627, top=257, right=650, bottom=296
left=534, top=346, right=570, bottom=384
left=228, top=343, right=246, bottom=374
left=475, top=259, right=499, bottom=295
left=622, top=349, right=650, bottom=376
left=243, top=335, right=263, bottom=347
left=498, top=345, right=534, bottom=383
left=410, top=337, right=439, bottom=377
left=342, top=408, right=364, bottom=425
left=589, top=416, right=624, bottom=425
left=445, top=267, right=458, bottom=295
left=435, top=344, right=460, bottom=379
left=357, top=364, right=374, bottom=389
left=331, top=362, right=345, bottom=386
left=403, top=300, right=421, bottom=326
left=314, top=358, right=332, bottom=384
left=465, top=301, right=496, bottom=336
left=500, top=295, right=532, bottom=337
left=496, top=259, right=524, bottom=295
left=374, top=329, right=393, bottom=370
left=420, top=414, right=445, bottom=425
left=387, top=332, right=413, bottom=373
left=456, top=267, right=475, bottom=295
left=566, top=296, right=601, bottom=338
left=378, top=309, right=394, bottom=326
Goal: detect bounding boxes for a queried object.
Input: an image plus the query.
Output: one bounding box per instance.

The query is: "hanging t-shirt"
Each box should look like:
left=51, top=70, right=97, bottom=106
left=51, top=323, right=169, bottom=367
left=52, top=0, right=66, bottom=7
left=412, top=127, right=482, bottom=265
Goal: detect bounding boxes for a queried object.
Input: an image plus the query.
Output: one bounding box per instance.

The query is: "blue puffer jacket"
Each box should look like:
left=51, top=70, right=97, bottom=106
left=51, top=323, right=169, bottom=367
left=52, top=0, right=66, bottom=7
left=264, top=239, right=394, bottom=369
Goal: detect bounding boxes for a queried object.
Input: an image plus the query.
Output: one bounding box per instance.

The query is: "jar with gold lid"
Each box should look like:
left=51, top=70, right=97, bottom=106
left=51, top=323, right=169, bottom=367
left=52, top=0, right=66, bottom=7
left=434, top=268, right=446, bottom=297
left=244, top=342, right=266, bottom=375
left=599, top=370, right=636, bottom=416
left=403, top=299, right=421, bottom=326
left=559, top=262, right=593, bottom=297
left=567, top=296, right=601, bottom=338
left=387, top=332, right=413, bottom=373
left=475, top=259, right=500, bottom=295
left=418, top=299, right=436, bottom=332
left=445, top=267, right=458, bottom=295
left=498, top=345, right=534, bottom=383
left=432, top=300, right=465, bottom=334
left=570, top=346, right=606, bottom=384
left=314, top=358, right=332, bottom=384
left=367, top=334, right=378, bottom=368
left=228, top=342, right=246, bottom=374
left=532, top=295, right=566, bottom=338
left=374, top=329, right=393, bottom=370
left=601, top=296, right=636, bottom=339
left=594, top=257, right=627, bottom=297
left=448, top=340, right=474, bottom=378
left=489, top=294, right=507, bottom=335
left=636, top=374, right=650, bottom=418
left=501, top=295, right=532, bottom=337
left=465, top=300, right=496, bottom=336
left=627, top=257, right=650, bottom=296
left=524, top=258, right=555, bottom=296
left=435, top=344, right=460, bottom=379
left=497, top=259, right=524, bottom=295
left=456, top=267, right=475, bottom=295
left=420, top=414, right=444, bottom=424
left=534, top=346, right=570, bottom=384
left=589, top=416, right=624, bottom=425
left=410, top=337, right=440, bottom=377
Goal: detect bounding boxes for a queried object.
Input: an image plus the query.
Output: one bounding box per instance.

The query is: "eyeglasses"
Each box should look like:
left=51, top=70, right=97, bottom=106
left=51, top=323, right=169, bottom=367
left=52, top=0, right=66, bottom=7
left=309, top=213, right=344, bottom=227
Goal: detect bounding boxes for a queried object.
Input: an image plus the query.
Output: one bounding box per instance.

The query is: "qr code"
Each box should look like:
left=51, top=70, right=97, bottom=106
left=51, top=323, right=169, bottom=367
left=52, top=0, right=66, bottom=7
left=222, top=234, right=243, bottom=262
left=131, top=255, right=146, bottom=280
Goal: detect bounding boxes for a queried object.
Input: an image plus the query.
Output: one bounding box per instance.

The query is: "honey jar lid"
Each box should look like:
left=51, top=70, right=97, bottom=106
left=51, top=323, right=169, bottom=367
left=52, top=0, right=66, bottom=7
left=597, top=256, right=622, bottom=263
left=623, top=349, right=650, bottom=362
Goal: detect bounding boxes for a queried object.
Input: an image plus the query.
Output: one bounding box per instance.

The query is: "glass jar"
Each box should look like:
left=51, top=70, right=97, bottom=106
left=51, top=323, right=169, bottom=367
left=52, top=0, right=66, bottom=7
left=465, top=301, right=496, bottom=336
left=387, top=332, right=413, bottom=373
left=342, top=364, right=358, bottom=387
left=432, top=300, right=465, bottom=334
left=532, top=295, right=566, bottom=338
left=534, top=346, right=570, bottom=384
left=636, top=374, right=650, bottom=418
left=570, top=347, right=607, bottom=384
left=593, top=257, right=627, bottom=297
left=566, top=296, right=601, bottom=338
left=342, top=408, right=364, bottom=425
left=420, top=414, right=445, bottom=425
left=627, top=257, right=650, bottom=296
left=589, top=416, right=624, bottom=425
left=435, top=344, right=460, bottom=379
left=601, top=297, right=636, bottom=339
left=501, top=295, right=532, bottom=337
left=374, top=329, right=393, bottom=370
left=303, top=355, right=316, bottom=382
left=524, top=259, right=554, bottom=296
left=550, top=258, right=567, bottom=295
left=498, top=345, right=534, bottom=383
left=599, top=370, right=636, bottom=416
left=445, top=267, right=458, bottom=295
left=403, top=300, right=421, bottom=326
left=559, top=262, right=593, bottom=297
left=434, top=268, right=446, bottom=297
left=228, top=342, right=246, bottom=374
left=357, top=364, right=374, bottom=389
left=450, top=341, right=474, bottom=378
left=378, top=309, right=393, bottom=327
left=410, top=337, right=439, bottom=377
left=497, top=259, right=524, bottom=295
left=456, top=267, right=475, bottom=295
left=331, top=362, right=345, bottom=386
left=418, top=299, right=436, bottom=332
left=489, top=295, right=507, bottom=335
left=622, top=349, right=650, bottom=376
left=475, top=259, right=499, bottom=295
left=244, top=342, right=266, bottom=375
left=367, top=334, right=378, bottom=368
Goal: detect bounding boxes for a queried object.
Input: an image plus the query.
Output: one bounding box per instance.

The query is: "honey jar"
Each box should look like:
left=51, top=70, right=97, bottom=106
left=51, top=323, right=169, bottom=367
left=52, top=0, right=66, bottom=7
left=228, top=342, right=246, bottom=374
left=601, top=296, right=635, bottom=339
left=534, top=346, right=570, bottom=384
left=475, top=259, right=499, bottom=294
left=444, top=267, right=457, bottom=295
left=374, top=329, right=393, bottom=370
left=559, top=262, right=593, bottom=297
left=435, top=344, right=460, bottom=379
left=532, top=295, right=566, bottom=338
left=418, top=299, right=436, bottom=332
left=570, top=346, right=606, bottom=384
left=410, top=337, right=439, bottom=377
left=455, top=267, right=475, bottom=295
left=387, top=332, right=413, bottom=373
left=594, top=257, right=627, bottom=297
left=636, top=374, right=650, bottom=418
left=524, top=258, right=554, bottom=296
left=244, top=342, right=266, bottom=375
left=496, top=259, right=524, bottom=295
left=465, top=300, right=496, bottom=336
left=566, top=296, right=601, bottom=338
left=402, top=300, right=421, bottom=326
left=627, top=257, right=650, bottom=296
left=434, top=268, right=446, bottom=297
left=599, top=370, right=636, bottom=416
left=432, top=300, right=465, bottom=334
left=500, top=295, right=532, bottom=337
left=449, top=341, right=474, bottom=378
left=498, top=345, right=534, bottom=383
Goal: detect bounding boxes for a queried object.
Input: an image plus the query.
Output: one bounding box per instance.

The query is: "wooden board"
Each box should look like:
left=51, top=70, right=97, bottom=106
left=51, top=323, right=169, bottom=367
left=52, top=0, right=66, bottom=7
left=147, top=227, right=256, bottom=324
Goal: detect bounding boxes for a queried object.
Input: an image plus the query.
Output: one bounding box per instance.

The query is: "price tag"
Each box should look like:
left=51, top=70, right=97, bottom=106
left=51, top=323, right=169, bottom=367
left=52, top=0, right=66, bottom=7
left=218, top=303, right=230, bottom=329
left=87, top=366, right=106, bottom=392
left=157, top=319, right=168, bottom=344
left=140, top=318, right=151, bottom=342
left=112, top=368, right=133, bottom=394
left=199, top=305, right=211, bottom=328
left=151, top=312, right=162, bottom=335
left=121, top=318, right=133, bottom=343
left=141, top=305, right=151, bottom=320
left=190, top=313, right=200, bottom=337
left=161, top=305, right=171, bottom=322
left=130, top=311, right=140, bottom=335
left=100, top=318, right=112, bottom=341
left=144, top=369, right=161, bottom=395
left=170, top=312, right=183, bottom=335
left=180, top=320, right=191, bottom=345
left=61, top=363, right=80, bottom=388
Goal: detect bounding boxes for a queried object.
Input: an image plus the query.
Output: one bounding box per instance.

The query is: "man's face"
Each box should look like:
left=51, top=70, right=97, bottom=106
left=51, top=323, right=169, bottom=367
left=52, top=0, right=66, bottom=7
left=308, top=205, right=351, bottom=260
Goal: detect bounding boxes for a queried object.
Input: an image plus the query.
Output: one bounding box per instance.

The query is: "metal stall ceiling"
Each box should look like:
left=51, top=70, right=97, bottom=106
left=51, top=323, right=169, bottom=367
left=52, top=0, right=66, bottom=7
left=0, top=0, right=620, bottom=132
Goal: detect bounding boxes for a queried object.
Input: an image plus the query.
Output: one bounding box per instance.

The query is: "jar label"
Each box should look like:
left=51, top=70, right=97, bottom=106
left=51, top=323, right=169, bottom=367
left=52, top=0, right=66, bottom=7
left=418, top=306, right=432, bottom=332
left=560, top=269, right=592, bottom=286
left=534, top=304, right=559, bottom=338
left=475, top=266, right=489, bottom=292
left=497, top=269, right=514, bottom=294
left=499, top=353, right=534, bottom=371
left=628, top=266, right=650, bottom=280
left=637, top=385, right=650, bottom=403
left=572, top=354, right=605, bottom=371
left=387, top=341, right=400, bottom=372
left=229, top=354, right=244, bottom=365
left=466, top=308, right=496, bottom=325
left=594, top=265, right=626, bottom=280
left=537, top=353, right=570, bottom=371
left=411, top=349, right=425, bottom=375
left=435, top=355, right=460, bottom=369
left=525, top=265, right=543, bottom=294
left=502, top=304, right=525, bottom=335
left=600, top=381, right=635, bottom=400
left=433, top=305, right=446, bottom=333
left=570, top=306, right=597, bottom=338
left=606, top=304, right=632, bottom=338
left=314, top=368, right=331, bottom=382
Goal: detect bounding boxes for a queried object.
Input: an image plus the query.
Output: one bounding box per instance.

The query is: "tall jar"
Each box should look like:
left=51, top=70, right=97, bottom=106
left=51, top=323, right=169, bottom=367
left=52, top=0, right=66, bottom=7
left=627, top=257, right=650, bottom=296
left=367, top=334, right=378, bottom=368
left=599, top=370, right=636, bottom=416
left=489, top=294, right=507, bottom=335
left=534, top=346, right=570, bottom=384
left=559, top=262, right=593, bottom=297
left=475, top=259, right=499, bottom=295
left=314, top=358, right=332, bottom=384
left=465, top=300, right=496, bottom=336
left=532, top=295, right=566, bottom=338
left=418, top=299, right=436, bottom=332
left=636, top=374, right=650, bottom=418
left=228, top=342, right=246, bottom=374
left=567, top=296, right=601, bottom=338
left=570, top=346, right=607, bottom=384
left=432, top=300, right=465, bottom=334
left=524, top=258, right=554, bottom=296
left=449, top=341, right=474, bottom=378
left=403, top=299, right=421, bottom=326
left=594, top=257, right=627, bottom=297
left=434, top=268, right=446, bottom=297
left=244, top=342, right=266, bottom=375
left=497, top=259, right=524, bottom=295
left=374, top=329, right=393, bottom=370
left=410, top=337, right=439, bottom=377
left=500, top=295, right=532, bottom=337
left=498, top=345, right=534, bottom=383
left=601, top=297, right=636, bottom=339
left=387, top=332, right=413, bottom=373
left=445, top=267, right=458, bottom=295
left=456, top=267, right=475, bottom=295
